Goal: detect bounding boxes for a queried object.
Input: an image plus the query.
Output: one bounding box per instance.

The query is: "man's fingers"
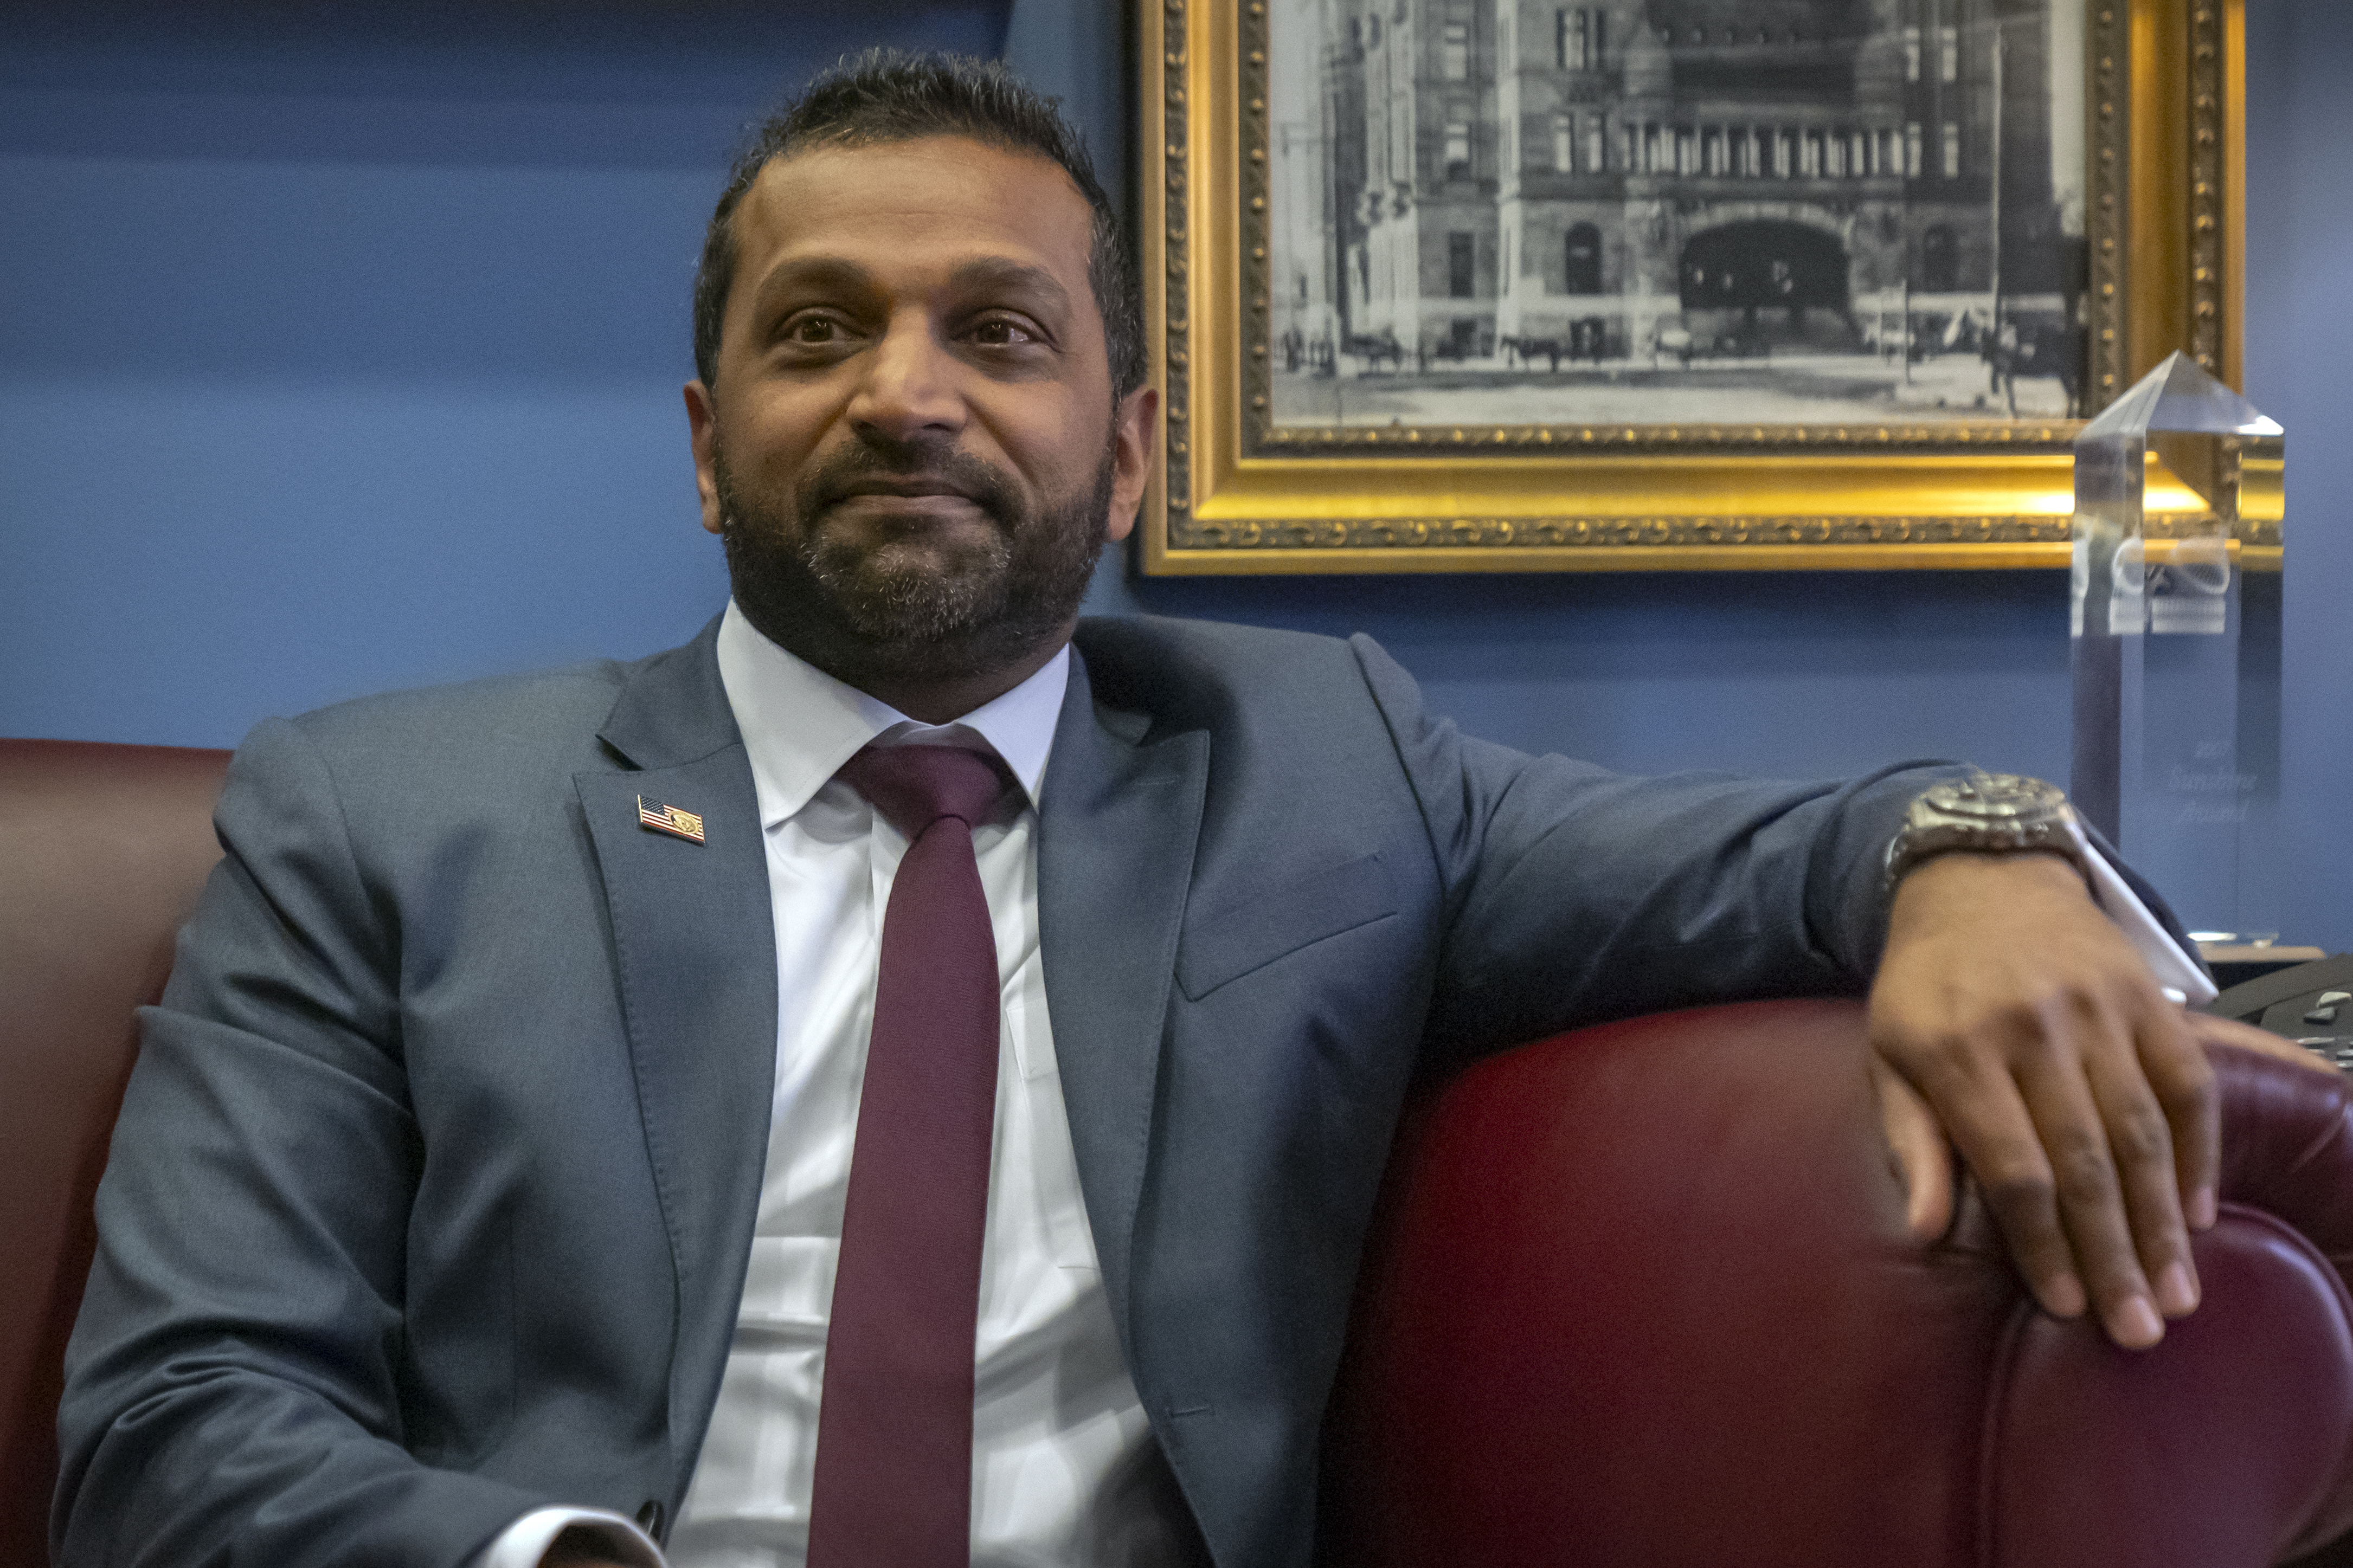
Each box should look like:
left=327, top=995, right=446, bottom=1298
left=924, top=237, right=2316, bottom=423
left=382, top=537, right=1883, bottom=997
left=1872, top=1059, right=1955, bottom=1240
left=2080, top=1035, right=2201, bottom=1321
left=1907, top=1048, right=2087, bottom=1321
left=2142, top=1005, right=2221, bottom=1233
left=2015, top=1036, right=2165, bottom=1349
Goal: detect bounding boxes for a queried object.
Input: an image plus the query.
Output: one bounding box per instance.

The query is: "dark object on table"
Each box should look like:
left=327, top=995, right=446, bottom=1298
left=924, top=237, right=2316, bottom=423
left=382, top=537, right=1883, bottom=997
left=2209, top=953, right=2353, bottom=1073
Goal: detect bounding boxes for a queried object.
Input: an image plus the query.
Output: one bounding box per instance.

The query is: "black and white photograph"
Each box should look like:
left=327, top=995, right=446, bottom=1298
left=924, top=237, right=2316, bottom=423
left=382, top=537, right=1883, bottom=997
left=1266, top=0, right=2089, bottom=430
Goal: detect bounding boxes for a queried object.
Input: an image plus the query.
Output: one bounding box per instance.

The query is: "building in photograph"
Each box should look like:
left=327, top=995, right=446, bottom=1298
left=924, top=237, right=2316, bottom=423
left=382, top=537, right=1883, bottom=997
left=1278, top=0, right=2079, bottom=394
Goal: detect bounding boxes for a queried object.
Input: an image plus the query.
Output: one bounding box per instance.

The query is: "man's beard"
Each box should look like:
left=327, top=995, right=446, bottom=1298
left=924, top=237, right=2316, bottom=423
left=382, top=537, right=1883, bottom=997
left=713, top=425, right=1115, bottom=688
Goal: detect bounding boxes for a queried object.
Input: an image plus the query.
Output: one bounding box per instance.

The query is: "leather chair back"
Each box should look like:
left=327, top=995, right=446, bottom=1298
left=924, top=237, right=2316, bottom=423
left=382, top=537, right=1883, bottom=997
left=0, top=740, right=231, bottom=1568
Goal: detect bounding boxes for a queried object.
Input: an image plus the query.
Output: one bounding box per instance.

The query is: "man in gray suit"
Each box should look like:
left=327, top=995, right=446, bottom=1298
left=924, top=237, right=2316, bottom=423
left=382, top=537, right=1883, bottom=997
left=56, top=51, right=2307, bottom=1568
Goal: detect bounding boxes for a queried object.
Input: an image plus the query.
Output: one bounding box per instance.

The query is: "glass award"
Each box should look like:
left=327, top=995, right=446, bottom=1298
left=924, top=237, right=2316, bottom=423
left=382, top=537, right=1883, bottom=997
left=2070, top=352, right=2285, bottom=939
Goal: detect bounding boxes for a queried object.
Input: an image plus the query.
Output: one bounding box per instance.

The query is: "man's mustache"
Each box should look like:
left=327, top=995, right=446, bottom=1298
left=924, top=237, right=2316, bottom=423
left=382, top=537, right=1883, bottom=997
left=797, top=439, right=1019, bottom=524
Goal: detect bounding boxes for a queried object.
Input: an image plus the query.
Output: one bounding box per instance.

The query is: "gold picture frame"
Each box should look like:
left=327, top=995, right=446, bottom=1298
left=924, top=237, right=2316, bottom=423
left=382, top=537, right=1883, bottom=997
left=1137, top=0, right=2254, bottom=573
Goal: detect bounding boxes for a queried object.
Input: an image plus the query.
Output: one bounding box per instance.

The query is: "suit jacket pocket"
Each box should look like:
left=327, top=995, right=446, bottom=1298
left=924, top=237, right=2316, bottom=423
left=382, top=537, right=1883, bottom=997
left=1175, top=850, right=1398, bottom=1002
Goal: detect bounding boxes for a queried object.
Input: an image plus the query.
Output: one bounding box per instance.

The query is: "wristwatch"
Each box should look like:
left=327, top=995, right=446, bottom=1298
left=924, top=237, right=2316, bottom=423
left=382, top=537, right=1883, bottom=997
left=1883, top=773, right=2093, bottom=891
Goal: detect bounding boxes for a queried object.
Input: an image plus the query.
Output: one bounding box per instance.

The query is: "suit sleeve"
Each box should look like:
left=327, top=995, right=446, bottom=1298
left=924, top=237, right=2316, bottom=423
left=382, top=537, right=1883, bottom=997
left=53, top=719, right=550, bottom=1567
left=1343, top=634, right=1969, bottom=1058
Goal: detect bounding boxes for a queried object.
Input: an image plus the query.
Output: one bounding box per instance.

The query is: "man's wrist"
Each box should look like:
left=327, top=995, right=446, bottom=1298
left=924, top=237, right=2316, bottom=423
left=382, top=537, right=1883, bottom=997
left=1881, top=790, right=2217, bottom=1008
left=1885, top=846, right=2090, bottom=929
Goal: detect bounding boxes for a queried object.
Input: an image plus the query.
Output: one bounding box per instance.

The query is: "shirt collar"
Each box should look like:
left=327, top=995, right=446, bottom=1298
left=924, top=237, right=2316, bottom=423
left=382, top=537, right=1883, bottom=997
left=714, top=598, right=1069, bottom=830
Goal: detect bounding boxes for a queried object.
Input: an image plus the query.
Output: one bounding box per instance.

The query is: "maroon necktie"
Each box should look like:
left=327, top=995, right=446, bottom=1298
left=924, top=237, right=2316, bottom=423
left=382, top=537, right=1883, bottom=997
left=806, top=742, right=1017, bottom=1568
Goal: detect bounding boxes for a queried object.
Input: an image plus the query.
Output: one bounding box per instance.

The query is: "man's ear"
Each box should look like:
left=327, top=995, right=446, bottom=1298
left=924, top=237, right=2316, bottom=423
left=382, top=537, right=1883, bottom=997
left=1104, top=384, right=1159, bottom=545
left=685, top=381, right=724, bottom=537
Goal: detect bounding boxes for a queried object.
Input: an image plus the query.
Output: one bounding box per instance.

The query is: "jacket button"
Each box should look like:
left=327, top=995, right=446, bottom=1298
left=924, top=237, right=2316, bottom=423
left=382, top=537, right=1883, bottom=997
left=635, top=1499, right=666, bottom=1539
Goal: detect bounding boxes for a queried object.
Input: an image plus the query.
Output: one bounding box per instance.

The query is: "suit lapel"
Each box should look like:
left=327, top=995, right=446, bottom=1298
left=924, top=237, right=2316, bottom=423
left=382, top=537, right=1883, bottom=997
left=575, top=623, right=779, bottom=1460
left=1037, top=649, right=1208, bottom=1341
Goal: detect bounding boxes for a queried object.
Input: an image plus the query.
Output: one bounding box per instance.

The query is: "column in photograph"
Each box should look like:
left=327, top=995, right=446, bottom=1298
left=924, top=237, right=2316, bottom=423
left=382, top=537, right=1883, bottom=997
left=1854, top=0, right=1917, bottom=365
left=1341, top=1, right=1419, bottom=365
left=1272, top=0, right=1340, bottom=386
left=1616, top=10, right=1677, bottom=359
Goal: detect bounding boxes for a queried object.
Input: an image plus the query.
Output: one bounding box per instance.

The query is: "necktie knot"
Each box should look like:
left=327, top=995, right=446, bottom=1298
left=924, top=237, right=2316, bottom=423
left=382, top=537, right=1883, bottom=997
left=838, top=743, right=1017, bottom=842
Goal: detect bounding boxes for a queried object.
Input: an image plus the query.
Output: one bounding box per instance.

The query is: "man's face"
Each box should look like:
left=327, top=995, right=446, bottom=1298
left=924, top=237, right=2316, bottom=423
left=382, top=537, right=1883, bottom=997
left=686, top=136, right=1155, bottom=691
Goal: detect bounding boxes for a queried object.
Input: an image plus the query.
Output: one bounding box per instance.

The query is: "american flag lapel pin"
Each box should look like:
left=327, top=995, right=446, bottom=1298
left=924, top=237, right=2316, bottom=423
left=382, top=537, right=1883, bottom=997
left=636, top=795, right=706, bottom=844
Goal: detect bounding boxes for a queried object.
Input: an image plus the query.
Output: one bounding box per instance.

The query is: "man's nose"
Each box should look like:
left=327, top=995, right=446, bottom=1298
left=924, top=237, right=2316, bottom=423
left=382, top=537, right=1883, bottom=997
left=846, top=318, right=965, bottom=447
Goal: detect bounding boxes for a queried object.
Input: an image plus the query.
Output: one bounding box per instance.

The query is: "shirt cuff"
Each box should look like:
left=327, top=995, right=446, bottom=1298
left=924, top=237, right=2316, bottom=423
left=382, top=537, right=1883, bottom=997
left=2065, top=817, right=2218, bottom=1006
left=471, top=1507, right=665, bottom=1568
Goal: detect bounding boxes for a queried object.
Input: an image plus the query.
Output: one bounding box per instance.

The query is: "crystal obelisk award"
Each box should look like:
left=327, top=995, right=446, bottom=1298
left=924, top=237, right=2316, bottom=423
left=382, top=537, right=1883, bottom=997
left=2071, top=352, right=2285, bottom=938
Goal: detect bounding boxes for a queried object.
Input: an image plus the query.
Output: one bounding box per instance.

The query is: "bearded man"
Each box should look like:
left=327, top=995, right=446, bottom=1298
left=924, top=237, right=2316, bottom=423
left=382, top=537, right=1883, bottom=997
left=55, top=51, right=2298, bottom=1568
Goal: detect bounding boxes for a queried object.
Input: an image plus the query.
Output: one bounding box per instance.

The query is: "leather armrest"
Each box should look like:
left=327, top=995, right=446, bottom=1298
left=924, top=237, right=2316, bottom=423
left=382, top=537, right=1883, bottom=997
left=1980, top=1042, right=2353, bottom=1566
left=1322, top=999, right=2353, bottom=1568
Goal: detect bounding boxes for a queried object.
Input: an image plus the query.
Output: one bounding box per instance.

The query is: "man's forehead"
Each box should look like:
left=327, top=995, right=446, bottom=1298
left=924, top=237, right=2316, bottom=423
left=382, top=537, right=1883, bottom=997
left=735, top=135, right=1094, bottom=266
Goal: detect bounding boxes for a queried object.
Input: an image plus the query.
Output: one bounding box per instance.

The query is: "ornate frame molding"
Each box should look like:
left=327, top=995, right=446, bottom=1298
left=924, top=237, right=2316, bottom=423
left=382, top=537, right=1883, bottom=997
left=1137, top=0, right=2249, bottom=573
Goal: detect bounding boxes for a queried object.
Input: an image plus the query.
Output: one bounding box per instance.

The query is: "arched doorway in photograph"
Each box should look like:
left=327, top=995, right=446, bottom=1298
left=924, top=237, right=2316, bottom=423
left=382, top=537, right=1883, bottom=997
left=1676, top=218, right=1851, bottom=349
left=1678, top=220, right=1848, bottom=311
left=1564, top=222, right=1603, bottom=294
left=1921, top=224, right=1958, bottom=291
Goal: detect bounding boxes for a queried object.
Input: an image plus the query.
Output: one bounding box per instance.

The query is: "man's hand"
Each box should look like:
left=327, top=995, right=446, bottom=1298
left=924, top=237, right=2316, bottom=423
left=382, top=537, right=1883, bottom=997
left=1869, top=850, right=2217, bottom=1350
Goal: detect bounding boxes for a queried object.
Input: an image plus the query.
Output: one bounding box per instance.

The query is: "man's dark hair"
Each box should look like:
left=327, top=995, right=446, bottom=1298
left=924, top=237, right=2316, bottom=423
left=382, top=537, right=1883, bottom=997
left=691, top=50, right=1144, bottom=400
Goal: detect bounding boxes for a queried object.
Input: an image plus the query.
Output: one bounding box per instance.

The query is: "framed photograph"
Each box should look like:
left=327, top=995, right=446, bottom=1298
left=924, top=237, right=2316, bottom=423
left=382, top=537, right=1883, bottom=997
left=1136, top=0, right=2248, bottom=573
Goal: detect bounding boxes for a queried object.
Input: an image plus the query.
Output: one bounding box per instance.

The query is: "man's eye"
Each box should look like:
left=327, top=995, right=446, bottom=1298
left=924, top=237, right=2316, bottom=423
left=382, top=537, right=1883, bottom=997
left=784, top=315, right=845, bottom=345
left=971, top=318, right=1037, bottom=347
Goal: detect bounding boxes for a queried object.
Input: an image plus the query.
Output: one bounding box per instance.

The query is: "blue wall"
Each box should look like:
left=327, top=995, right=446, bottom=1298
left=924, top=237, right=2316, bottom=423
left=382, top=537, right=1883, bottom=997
left=0, top=0, right=1005, bottom=735
left=2239, top=0, right=2353, bottom=951
left=2, top=0, right=2343, bottom=945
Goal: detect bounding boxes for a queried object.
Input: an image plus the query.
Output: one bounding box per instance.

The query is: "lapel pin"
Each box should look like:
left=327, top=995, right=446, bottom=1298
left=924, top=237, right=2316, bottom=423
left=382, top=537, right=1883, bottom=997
left=636, top=796, right=706, bottom=844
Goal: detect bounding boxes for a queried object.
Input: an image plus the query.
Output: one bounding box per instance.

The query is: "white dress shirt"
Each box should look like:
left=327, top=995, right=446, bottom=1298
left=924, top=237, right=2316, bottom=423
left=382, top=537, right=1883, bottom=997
left=480, top=601, right=1186, bottom=1568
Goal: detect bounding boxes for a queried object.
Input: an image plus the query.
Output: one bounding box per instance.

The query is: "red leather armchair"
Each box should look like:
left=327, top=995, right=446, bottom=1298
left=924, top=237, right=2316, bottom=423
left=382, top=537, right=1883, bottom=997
left=6, top=738, right=2351, bottom=1567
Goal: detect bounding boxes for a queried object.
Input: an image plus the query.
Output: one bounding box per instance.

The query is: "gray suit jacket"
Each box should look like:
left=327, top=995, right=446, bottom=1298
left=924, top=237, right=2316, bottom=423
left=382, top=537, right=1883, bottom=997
left=59, top=613, right=1965, bottom=1568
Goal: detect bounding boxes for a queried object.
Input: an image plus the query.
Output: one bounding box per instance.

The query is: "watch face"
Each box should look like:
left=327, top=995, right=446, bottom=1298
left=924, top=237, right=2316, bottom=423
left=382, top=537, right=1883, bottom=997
left=1920, top=773, right=2069, bottom=824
